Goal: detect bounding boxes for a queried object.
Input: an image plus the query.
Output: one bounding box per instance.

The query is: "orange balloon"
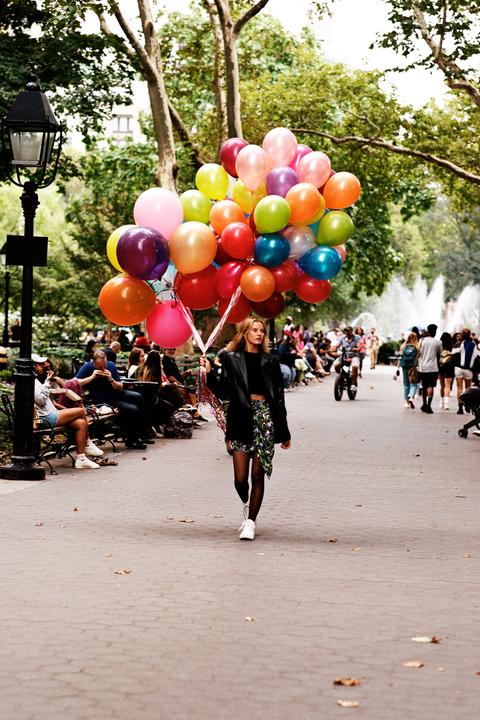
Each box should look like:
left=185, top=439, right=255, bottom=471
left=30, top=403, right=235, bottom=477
left=209, top=200, right=246, bottom=236
left=304, top=196, right=326, bottom=225
left=170, top=221, right=217, bottom=274
left=98, top=274, right=156, bottom=326
left=286, top=183, right=323, bottom=224
left=322, top=172, right=361, bottom=209
left=240, top=265, right=275, bottom=302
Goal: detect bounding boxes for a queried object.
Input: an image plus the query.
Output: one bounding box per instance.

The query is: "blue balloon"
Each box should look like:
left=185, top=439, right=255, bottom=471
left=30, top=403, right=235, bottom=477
left=254, top=233, right=290, bottom=268
left=299, top=245, right=342, bottom=280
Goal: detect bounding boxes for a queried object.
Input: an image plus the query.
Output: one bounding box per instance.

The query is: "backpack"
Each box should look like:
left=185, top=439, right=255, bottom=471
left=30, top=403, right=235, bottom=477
left=401, top=344, right=417, bottom=368
left=163, top=410, right=193, bottom=439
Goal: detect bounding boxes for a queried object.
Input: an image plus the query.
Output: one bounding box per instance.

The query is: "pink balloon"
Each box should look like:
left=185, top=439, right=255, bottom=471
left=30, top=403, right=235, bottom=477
left=297, top=151, right=331, bottom=188
left=235, top=145, right=269, bottom=192
left=146, top=300, right=192, bottom=347
left=262, top=127, right=297, bottom=168
left=334, top=244, right=347, bottom=263
left=289, top=144, right=312, bottom=172
left=134, top=188, right=184, bottom=242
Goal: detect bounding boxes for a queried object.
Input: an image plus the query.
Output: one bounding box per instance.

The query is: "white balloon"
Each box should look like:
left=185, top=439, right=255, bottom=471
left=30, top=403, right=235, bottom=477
left=282, top=225, right=315, bottom=260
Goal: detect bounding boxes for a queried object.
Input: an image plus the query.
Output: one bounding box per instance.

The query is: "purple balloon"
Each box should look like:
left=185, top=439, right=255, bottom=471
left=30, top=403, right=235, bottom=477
left=290, top=144, right=312, bottom=172
left=117, top=226, right=170, bottom=281
left=266, top=166, right=299, bottom=198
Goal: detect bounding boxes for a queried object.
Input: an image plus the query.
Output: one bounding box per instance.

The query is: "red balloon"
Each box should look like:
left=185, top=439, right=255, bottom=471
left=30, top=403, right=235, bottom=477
left=251, top=292, right=285, bottom=319
left=220, top=138, right=248, bottom=177
left=175, top=264, right=219, bottom=310
left=218, top=293, right=251, bottom=324
left=295, top=273, right=332, bottom=303
left=215, top=260, right=247, bottom=299
left=270, top=259, right=300, bottom=293
left=221, top=222, right=255, bottom=259
left=214, top=234, right=235, bottom=265
left=249, top=213, right=257, bottom=234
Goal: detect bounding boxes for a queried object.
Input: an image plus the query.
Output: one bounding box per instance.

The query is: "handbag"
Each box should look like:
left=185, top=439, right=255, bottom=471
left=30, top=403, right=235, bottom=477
left=408, top=366, right=420, bottom=384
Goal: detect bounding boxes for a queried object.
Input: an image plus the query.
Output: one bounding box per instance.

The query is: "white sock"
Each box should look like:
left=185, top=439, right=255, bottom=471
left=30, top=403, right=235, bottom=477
left=77, top=454, right=86, bottom=461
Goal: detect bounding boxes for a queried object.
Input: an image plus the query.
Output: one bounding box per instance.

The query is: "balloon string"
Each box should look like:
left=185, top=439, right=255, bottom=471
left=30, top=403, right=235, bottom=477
left=176, top=286, right=242, bottom=356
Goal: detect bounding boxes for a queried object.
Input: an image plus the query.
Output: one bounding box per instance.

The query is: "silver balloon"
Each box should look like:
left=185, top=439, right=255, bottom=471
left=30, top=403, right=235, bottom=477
left=282, top=225, right=315, bottom=260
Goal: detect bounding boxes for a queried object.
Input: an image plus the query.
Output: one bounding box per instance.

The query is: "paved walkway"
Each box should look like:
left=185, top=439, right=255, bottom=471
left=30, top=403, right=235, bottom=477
left=0, top=367, right=478, bottom=720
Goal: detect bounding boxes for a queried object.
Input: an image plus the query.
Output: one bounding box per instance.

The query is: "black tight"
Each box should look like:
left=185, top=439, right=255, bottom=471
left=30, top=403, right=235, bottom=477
left=232, top=451, right=265, bottom=521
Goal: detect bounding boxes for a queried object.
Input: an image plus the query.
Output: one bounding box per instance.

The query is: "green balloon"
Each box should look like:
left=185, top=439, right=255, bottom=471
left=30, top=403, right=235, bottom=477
left=316, top=211, right=354, bottom=246
left=254, top=195, right=291, bottom=234
left=180, top=189, right=212, bottom=224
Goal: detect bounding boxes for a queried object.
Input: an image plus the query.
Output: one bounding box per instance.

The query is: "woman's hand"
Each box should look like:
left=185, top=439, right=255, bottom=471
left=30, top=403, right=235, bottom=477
left=199, top=356, right=211, bottom=374
left=281, top=440, right=291, bottom=449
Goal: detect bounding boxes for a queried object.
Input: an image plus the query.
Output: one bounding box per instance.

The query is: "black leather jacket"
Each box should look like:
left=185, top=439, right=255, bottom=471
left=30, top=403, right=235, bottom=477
left=207, top=350, right=290, bottom=444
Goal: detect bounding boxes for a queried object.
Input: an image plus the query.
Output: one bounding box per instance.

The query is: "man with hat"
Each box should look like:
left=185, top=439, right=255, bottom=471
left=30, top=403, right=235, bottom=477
left=33, top=354, right=102, bottom=469
left=417, top=324, right=442, bottom=414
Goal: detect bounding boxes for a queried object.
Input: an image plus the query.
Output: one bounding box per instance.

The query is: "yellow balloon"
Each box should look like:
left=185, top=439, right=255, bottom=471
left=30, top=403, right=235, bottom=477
left=232, top=180, right=266, bottom=214
left=170, top=222, right=217, bottom=274
left=106, top=224, right=135, bottom=272
left=303, top=196, right=326, bottom=225
left=195, top=163, right=229, bottom=200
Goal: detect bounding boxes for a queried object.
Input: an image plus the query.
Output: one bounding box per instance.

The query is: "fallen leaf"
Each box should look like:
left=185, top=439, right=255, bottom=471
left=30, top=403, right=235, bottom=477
left=180, top=518, right=194, bottom=523
left=60, top=524, right=65, bottom=528
left=475, top=671, right=480, bottom=676
left=329, top=538, right=338, bottom=543
left=463, top=554, right=472, bottom=559
left=142, top=457, right=147, bottom=460
left=244, top=616, right=256, bottom=622
left=355, top=504, right=362, bottom=507
left=35, top=522, right=44, bottom=527
left=337, top=700, right=359, bottom=708
left=166, top=516, right=175, bottom=521
left=411, top=636, right=441, bottom=644
left=334, top=677, right=361, bottom=687
left=351, top=546, right=362, bottom=552
left=213, top=515, right=223, bottom=518
left=73, top=507, right=79, bottom=512
left=404, top=660, right=424, bottom=668
left=114, top=569, right=132, bottom=575
left=104, top=553, right=112, bottom=558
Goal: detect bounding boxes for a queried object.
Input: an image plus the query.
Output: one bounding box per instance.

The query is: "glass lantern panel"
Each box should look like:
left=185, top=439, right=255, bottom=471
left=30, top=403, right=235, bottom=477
left=9, top=130, right=44, bottom=166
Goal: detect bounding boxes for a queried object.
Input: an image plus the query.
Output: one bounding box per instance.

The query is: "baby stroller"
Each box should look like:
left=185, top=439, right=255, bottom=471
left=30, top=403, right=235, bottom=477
left=458, top=387, right=480, bottom=438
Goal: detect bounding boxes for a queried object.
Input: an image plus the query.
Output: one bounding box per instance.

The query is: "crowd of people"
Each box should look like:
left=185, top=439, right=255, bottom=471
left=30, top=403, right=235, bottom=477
left=396, top=324, right=479, bottom=415
left=32, top=334, right=208, bottom=471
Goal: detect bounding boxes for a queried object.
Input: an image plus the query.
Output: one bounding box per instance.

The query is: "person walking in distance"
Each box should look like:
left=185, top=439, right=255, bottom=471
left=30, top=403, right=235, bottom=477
left=418, top=324, right=442, bottom=414
left=397, top=332, right=420, bottom=408
left=367, top=328, right=380, bottom=369
left=200, top=318, right=291, bottom=541
left=454, top=328, right=478, bottom=414
left=438, top=332, right=455, bottom=410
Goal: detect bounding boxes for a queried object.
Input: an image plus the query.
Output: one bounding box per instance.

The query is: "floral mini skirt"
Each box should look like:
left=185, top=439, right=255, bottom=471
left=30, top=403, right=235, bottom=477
left=230, top=400, right=275, bottom=477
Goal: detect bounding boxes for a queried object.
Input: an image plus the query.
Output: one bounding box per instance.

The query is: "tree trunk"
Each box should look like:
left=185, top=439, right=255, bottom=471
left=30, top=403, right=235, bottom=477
left=203, top=0, right=229, bottom=151
left=137, top=0, right=177, bottom=188
left=223, top=22, right=243, bottom=138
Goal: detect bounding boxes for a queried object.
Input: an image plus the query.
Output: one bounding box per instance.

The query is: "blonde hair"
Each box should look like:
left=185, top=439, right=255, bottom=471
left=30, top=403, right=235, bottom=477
left=226, top=317, right=270, bottom=353
left=403, top=332, right=419, bottom=351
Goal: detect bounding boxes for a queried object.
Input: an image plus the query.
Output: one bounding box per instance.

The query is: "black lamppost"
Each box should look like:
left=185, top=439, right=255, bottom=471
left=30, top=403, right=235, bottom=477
left=0, top=72, right=62, bottom=480
left=2, top=273, right=10, bottom=349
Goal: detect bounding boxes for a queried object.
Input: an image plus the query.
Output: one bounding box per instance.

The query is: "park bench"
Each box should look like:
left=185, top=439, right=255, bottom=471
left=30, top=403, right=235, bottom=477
left=0, top=393, right=120, bottom=475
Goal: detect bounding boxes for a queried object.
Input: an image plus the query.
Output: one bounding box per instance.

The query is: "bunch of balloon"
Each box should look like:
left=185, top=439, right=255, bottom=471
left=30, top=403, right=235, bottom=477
left=98, top=126, right=361, bottom=355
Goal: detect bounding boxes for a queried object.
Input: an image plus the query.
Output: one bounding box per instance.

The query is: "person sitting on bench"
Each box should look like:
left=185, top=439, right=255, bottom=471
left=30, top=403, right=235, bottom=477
left=33, top=354, right=102, bottom=470
left=75, top=350, right=151, bottom=449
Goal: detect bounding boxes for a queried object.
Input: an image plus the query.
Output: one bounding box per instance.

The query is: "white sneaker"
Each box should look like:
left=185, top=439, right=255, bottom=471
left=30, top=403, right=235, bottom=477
left=75, top=456, right=100, bottom=470
left=404, top=400, right=410, bottom=408
left=239, top=503, right=249, bottom=530
left=85, top=443, right=104, bottom=457
left=444, top=397, right=450, bottom=410
left=239, top=519, right=255, bottom=540
left=472, top=430, right=480, bottom=438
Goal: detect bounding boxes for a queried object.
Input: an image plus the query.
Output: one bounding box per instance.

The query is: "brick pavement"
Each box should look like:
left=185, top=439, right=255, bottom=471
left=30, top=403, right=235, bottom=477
left=0, top=366, right=478, bottom=720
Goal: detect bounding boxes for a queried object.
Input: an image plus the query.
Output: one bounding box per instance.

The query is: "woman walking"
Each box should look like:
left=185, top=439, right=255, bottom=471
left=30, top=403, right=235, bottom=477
left=454, top=328, right=478, bottom=414
left=201, top=318, right=291, bottom=540
left=438, top=332, right=455, bottom=410
left=398, top=332, right=420, bottom=408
